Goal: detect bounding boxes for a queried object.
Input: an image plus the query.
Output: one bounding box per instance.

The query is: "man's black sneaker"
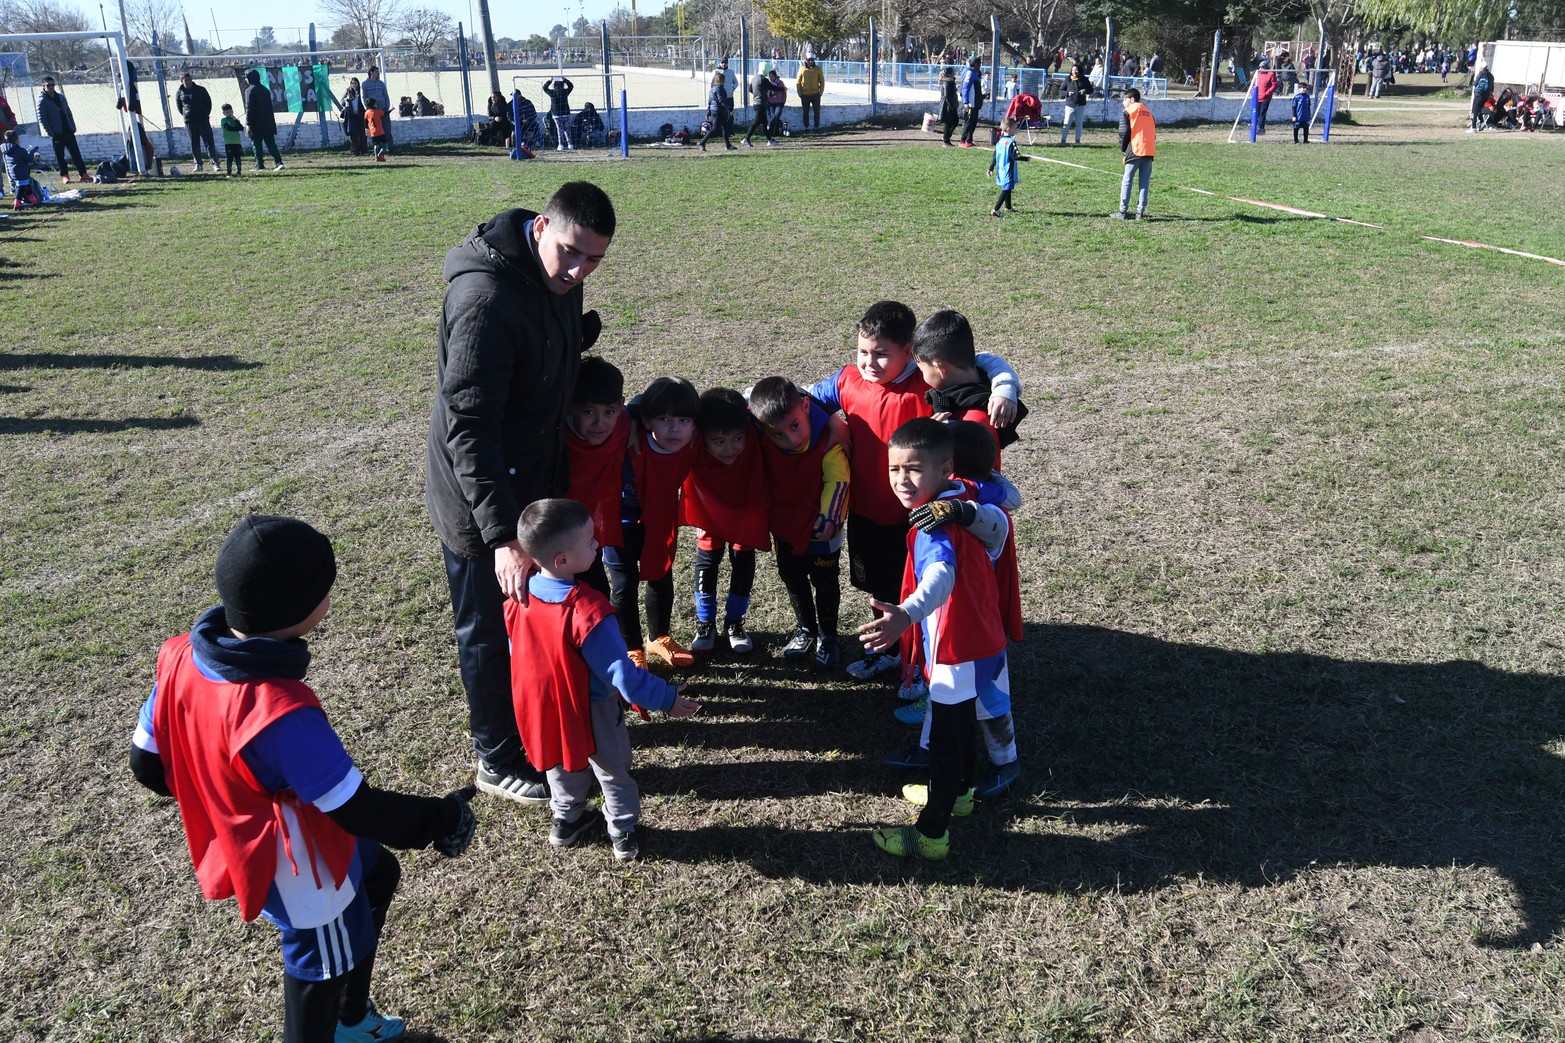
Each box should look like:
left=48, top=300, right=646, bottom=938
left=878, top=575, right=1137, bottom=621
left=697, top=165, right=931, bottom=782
left=475, top=766, right=550, bottom=806
left=549, top=811, right=599, bottom=848
left=781, top=627, right=815, bottom=659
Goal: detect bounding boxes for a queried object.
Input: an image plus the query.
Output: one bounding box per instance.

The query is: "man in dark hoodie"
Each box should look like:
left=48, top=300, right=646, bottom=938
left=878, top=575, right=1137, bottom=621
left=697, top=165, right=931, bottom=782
left=426, top=181, right=613, bottom=806
left=176, top=72, right=221, bottom=172
left=244, top=69, right=284, bottom=170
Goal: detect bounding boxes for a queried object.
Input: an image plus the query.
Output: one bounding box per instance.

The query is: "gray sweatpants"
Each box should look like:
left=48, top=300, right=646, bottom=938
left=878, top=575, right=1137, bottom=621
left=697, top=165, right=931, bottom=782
left=546, top=697, right=640, bottom=837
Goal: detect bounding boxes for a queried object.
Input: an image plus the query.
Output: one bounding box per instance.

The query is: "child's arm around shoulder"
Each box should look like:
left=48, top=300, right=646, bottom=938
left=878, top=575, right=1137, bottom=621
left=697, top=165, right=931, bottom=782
left=975, top=352, right=1022, bottom=428
left=581, top=616, right=699, bottom=717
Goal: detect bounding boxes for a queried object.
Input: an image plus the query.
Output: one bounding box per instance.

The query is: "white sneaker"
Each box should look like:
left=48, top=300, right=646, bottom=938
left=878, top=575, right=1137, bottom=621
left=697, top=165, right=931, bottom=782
left=846, top=652, right=900, bottom=682
left=274, top=162, right=285, bottom=170
left=724, top=618, right=754, bottom=654
left=898, top=675, right=929, bottom=702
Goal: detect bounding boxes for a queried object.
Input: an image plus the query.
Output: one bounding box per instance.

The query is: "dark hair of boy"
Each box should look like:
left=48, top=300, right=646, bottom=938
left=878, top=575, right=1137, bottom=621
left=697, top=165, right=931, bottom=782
left=517, top=497, right=591, bottom=561
left=640, top=375, right=699, bottom=419
left=3, top=129, right=17, bottom=144
left=698, top=387, right=751, bottom=433
left=542, top=180, right=617, bottom=238
left=949, top=420, right=997, bottom=479
left=1126, top=87, right=1142, bottom=102
left=889, top=416, right=955, bottom=459
left=858, top=300, right=917, bottom=344
left=911, top=309, right=977, bottom=368
left=572, top=355, right=624, bottom=405
left=748, top=376, right=801, bottom=426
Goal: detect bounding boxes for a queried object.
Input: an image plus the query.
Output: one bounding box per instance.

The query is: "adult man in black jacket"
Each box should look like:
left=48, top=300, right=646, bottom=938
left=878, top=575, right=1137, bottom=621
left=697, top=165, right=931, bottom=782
left=427, top=181, right=613, bottom=805
left=176, top=73, right=221, bottom=171
left=243, top=69, right=284, bottom=170
left=37, top=77, right=89, bottom=181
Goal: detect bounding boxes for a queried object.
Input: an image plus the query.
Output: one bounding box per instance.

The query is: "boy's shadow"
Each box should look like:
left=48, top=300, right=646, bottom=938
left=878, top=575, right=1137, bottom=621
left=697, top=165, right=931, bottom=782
left=646, top=623, right=1565, bottom=947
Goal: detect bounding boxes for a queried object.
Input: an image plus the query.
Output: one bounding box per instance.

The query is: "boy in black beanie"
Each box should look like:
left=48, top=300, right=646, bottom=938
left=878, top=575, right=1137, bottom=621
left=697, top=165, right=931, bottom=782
left=130, top=514, right=478, bottom=1043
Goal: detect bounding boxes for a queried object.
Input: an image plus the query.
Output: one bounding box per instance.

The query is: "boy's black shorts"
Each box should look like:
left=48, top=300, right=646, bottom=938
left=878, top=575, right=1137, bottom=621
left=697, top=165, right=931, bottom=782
left=848, top=514, right=910, bottom=602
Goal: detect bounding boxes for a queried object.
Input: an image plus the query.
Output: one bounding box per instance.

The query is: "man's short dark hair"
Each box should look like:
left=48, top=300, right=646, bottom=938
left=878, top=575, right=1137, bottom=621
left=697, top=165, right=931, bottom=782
left=748, top=376, right=802, bottom=427
left=572, top=356, right=624, bottom=405
left=517, top=498, right=591, bottom=561
left=3, top=129, right=17, bottom=144
left=640, top=376, right=699, bottom=419
left=542, top=181, right=616, bottom=238
left=699, top=387, right=751, bottom=434
left=858, top=300, right=916, bottom=345
left=911, top=309, right=977, bottom=368
left=1126, top=87, right=1142, bottom=102
left=949, top=420, right=997, bottom=479
left=889, top=417, right=954, bottom=460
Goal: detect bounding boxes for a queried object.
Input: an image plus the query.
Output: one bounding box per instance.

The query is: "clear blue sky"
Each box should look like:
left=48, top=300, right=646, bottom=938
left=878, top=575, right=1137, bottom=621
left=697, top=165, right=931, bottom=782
left=64, top=0, right=625, bottom=48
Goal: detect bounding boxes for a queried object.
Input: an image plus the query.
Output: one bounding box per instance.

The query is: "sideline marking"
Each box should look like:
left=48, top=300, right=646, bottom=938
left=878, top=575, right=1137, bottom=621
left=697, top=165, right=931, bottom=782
left=1004, top=144, right=1565, bottom=268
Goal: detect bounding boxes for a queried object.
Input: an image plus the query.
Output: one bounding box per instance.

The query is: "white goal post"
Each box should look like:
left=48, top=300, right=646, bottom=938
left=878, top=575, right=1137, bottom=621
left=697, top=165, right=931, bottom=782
left=0, top=29, right=147, bottom=172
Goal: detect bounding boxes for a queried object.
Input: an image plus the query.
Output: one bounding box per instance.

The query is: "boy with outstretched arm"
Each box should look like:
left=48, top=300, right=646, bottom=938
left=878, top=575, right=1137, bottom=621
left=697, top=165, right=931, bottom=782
left=604, top=376, right=701, bottom=670
left=803, top=300, right=1020, bottom=688
left=564, top=355, right=631, bottom=597
left=682, top=387, right=770, bottom=654
left=505, top=499, right=699, bottom=862
left=859, top=420, right=1012, bottom=860
left=749, top=376, right=851, bottom=670
left=130, top=515, right=478, bottom=1043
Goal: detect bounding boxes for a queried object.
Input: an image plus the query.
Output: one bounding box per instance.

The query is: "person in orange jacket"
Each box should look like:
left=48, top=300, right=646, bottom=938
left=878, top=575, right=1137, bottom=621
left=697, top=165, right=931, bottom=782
left=1111, top=88, right=1156, bottom=220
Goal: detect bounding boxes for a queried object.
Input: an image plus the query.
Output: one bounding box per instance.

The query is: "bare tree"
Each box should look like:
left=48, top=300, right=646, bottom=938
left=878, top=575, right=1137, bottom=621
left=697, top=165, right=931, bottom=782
left=0, top=0, right=107, bottom=72
left=397, top=6, right=453, bottom=56
left=121, top=0, right=184, bottom=52
left=320, top=0, right=404, bottom=50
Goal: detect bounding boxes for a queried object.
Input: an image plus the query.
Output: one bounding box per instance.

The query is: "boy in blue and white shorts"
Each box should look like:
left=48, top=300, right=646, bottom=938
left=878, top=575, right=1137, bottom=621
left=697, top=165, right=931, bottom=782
left=130, top=514, right=479, bottom=1043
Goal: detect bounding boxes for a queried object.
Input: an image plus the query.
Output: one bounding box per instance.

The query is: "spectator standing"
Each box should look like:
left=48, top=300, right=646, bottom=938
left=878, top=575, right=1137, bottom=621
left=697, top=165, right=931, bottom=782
left=361, top=66, right=392, bottom=148
left=1059, top=58, right=1093, bottom=144
left=341, top=78, right=368, bottom=155
left=697, top=70, right=736, bottom=151
left=37, top=76, right=88, bottom=183
left=1111, top=87, right=1155, bottom=220
left=938, top=66, right=960, bottom=146
left=175, top=73, right=220, bottom=172
left=243, top=70, right=284, bottom=170
left=764, top=68, right=788, bottom=142
left=1468, top=65, right=1493, bottom=131
left=426, top=182, right=615, bottom=808
left=959, top=57, right=985, bottom=146
left=543, top=76, right=574, bottom=150
left=1369, top=50, right=1391, bottom=98
left=719, top=57, right=738, bottom=99
left=1253, top=60, right=1277, bottom=133
left=796, top=53, right=824, bottom=132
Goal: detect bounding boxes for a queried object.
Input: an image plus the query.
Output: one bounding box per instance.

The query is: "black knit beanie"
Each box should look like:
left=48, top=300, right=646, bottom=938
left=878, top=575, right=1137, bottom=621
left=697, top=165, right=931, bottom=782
left=215, top=515, right=337, bottom=635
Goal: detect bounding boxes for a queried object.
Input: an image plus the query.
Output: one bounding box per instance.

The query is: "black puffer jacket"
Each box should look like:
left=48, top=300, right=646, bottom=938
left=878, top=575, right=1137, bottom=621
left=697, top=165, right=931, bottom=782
left=244, top=71, right=276, bottom=135
left=426, top=208, right=599, bottom=557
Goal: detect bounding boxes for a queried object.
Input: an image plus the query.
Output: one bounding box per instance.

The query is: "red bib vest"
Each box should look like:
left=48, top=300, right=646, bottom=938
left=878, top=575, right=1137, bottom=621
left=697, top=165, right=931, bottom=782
left=761, top=404, right=834, bottom=552
left=566, top=412, right=630, bottom=548
left=151, top=634, right=355, bottom=922
left=836, top=365, right=931, bottom=526
left=631, top=431, right=697, bottom=581
left=506, top=583, right=616, bottom=773
left=681, top=434, right=771, bottom=550
left=900, top=503, right=1010, bottom=674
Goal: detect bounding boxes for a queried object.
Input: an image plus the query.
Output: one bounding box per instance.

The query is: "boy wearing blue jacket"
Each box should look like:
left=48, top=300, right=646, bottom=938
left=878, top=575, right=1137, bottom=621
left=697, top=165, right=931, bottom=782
left=1291, top=84, right=1311, bottom=143
left=988, top=117, right=1019, bottom=216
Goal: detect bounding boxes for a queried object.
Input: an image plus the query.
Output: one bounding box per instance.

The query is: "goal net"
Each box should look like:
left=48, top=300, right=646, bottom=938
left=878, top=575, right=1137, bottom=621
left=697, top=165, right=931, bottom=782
left=510, top=73, right=626, bottom=152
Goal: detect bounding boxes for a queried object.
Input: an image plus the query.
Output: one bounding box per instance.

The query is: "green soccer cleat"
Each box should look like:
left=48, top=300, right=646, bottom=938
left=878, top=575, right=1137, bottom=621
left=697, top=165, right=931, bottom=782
left=901, top=784, right=974, bottom=817
left=872, top=824, right=950, bottom=860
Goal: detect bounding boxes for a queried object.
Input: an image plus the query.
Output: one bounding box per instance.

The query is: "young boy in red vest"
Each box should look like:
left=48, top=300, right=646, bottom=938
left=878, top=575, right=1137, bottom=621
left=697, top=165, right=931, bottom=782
left=564, top=356, right=631, bottom=598
left=749, top=376, right=851, bottom=669
left=604, top=377, right=700, bottom=670
left=913, top=309, right=1029, bottom=472
left=682, top=387, right=770, bottom=654
left=803, top=301, right=1021, bottom=688
left=505, top=498, right=699, bottom=861
left=888, top=421, right=1026, bottom=798
left=859, top=420, right=1012, bottom=860
left=130, top=515, right=478, bottom=1043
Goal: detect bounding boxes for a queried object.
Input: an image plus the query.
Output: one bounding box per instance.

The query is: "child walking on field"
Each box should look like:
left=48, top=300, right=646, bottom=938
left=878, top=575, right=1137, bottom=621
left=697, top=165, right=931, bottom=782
left=989, top=117, right=1020, bottom=216
left=130, top=514, right=478, bottom=1043
left=505, top=499, right=699, bottom=862
left=364, top=97, right=389, bottom=160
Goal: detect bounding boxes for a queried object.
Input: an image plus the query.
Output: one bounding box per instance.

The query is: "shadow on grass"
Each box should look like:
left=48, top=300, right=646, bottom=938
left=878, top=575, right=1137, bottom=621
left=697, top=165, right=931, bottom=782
left=645, top=622, right=1565, bottom=948
left=0, top=352, right=260, bottom=372
left=0, top=415, right=200, bottom=434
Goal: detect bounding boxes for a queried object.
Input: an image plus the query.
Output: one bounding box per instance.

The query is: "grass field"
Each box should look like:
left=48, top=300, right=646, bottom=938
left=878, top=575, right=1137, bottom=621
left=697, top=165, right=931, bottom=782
left=5, top=102, right=1565, bottom=1042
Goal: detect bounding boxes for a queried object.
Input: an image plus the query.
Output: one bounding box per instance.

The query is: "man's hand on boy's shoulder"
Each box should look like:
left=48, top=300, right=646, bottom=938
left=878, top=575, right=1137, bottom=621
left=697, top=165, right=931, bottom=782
left=494, top=540, right=534, bottom=603
left=858, top=598, right=912, bottom=653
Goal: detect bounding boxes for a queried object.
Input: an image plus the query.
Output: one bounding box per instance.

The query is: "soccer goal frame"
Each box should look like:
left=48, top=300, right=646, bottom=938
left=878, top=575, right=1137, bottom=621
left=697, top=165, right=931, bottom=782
left=0, top=29, right=147, bottom=171
left=1227, top=68, right=1339, bottom=143
left=510, top=72, right=628, bottom=157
